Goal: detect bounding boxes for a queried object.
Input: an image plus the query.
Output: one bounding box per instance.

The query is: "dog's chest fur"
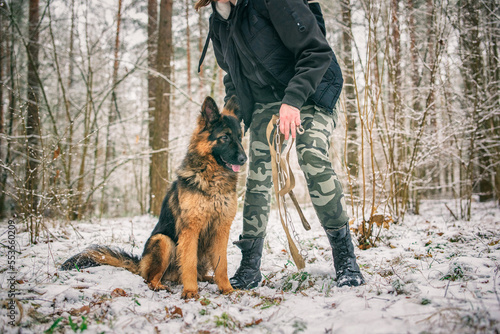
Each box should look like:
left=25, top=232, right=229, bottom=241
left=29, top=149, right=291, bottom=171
left=176, top=164, right=238, bottom=230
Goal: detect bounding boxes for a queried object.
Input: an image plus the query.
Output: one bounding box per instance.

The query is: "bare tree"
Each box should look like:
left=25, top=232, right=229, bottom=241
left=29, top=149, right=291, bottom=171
left=340, top=0, right=359, bottom=199
left=100, top=0, right=123, bottom=215
left=25, top=0, right=41, bottom=242
left=0, top=0, right=4, bottom=216
left=0, top=0, right=496, bottom=238
left=457, top=0, right=484, bottom=218
left=0, top=0, right=15, bottom=218
left=483, top=0, right=500, bottom=203
left=148, top=0, right=158, bottom=212
left=198, top=7, right=204, bottom=102
left=185, top=0, right=192, bottom=96
left=150, top=0, right=173, bottom=216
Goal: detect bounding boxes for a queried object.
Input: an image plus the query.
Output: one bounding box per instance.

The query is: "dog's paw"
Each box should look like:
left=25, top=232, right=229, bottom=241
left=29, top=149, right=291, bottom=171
left=220, top=285, right=234, bottom=295
left=147, top=282, right=172, bottom=292
left=181, top=290, right=199, bottom=300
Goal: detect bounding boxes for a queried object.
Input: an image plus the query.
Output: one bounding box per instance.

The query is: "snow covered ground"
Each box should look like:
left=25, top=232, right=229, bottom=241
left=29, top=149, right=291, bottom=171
left=1, top=200, right=499, bottom=333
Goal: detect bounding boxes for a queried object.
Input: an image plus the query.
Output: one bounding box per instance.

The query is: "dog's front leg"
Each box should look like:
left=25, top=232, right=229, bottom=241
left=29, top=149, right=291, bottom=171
left=177, top=227, right=201, bottom=299
left=211, top=223, right=233, bottom=295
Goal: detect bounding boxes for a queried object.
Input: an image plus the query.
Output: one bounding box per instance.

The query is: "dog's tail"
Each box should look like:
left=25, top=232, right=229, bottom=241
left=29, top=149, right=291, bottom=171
left=60, top=245, right=140, bottom=275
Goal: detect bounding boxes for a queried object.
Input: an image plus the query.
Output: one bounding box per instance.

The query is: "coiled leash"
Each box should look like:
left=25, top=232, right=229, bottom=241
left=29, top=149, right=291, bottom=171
left=266, top=115, right=310, bottom=270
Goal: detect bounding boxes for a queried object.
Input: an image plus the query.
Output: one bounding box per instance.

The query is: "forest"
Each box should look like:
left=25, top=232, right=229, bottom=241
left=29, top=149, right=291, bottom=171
left=0, top=0, right=499, bottom=333
left=0, top=0, right=499, bottom=239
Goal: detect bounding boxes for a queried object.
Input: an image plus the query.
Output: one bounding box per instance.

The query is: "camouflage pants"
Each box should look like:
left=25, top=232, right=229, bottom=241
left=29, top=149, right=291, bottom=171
left=242, top=102, right=349, bottom=239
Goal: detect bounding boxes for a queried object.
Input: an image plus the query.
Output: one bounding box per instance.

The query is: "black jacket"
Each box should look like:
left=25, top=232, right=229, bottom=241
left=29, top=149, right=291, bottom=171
left=200, top=0, right=343, bottom=129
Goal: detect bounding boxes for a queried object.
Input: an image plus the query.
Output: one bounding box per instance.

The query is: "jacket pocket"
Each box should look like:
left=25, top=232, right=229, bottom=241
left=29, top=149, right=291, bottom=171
left=311, top=59, right=343, bottom=111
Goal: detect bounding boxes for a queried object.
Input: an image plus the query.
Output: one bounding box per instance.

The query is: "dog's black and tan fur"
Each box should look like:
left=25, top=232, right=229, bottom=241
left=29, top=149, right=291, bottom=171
left=61, top=96, right=247, bottom=299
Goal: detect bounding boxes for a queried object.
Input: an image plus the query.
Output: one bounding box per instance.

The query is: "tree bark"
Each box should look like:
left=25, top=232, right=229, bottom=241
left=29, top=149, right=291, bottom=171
left=388, top=0, right=404, bottom=216
left=150, top=0, right=172, bottom=216
left=407, top=0, right=421, bottom=113
left=340, top=0, right=358, bottom=196
left=463, top=0, right=490, bottom=202
left=1, top=2, right=15, bottom=218
left=64, top=0, right=76, bottom=219
left=198, top=8, right=204, bottom=101
left=100, top=0, right=123, bottom=215
left=425, top=0, right=437, bottom=149
left=406, top=0, right=421, bottom=213
left=26, top=0, right=40, bottom=218
left=185, top=0, right=192, bottom=96
left=75, top=3, right=95, bottom=219
left=148, top=0, right=158, bottom=214
left=459, top=0, right=484, bottom=216
left=0, top=0, right=4, bottom=173
left=0, top=0, right=4, bottom=217
left=485, top=0, right=500, bottom=203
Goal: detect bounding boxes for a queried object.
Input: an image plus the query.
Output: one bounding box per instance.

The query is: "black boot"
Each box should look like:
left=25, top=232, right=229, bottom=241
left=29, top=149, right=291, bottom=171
left=325, top=224, right=365, bottom=287
left=229, top=236, right=264, bottom=289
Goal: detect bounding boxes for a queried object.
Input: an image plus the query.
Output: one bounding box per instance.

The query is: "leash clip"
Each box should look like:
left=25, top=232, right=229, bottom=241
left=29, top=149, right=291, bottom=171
left=276, top=118, right=305, bottom=135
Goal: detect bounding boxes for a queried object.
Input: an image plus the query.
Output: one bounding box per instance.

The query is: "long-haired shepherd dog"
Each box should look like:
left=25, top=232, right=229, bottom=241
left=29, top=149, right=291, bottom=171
left=61, top=96, right=247, bottom=299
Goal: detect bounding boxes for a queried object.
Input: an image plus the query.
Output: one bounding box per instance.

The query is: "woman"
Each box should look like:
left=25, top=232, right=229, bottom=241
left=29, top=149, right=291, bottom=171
left=196, top=0, right=364, bottom=289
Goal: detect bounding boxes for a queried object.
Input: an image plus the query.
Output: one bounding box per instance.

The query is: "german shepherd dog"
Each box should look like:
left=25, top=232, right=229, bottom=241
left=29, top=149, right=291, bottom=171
left=61, top=96, right=247, bottom=299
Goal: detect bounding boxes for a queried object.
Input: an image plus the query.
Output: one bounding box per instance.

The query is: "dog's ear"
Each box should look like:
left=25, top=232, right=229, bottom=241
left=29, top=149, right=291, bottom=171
left=222, top=95, right=242, bottom=121
left=201, top=96, right=220, bottom=124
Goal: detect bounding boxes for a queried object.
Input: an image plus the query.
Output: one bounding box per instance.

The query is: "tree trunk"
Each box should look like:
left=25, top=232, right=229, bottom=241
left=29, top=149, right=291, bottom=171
left=459, top=0, right=484, bottom=216
left=75, top=3, right=95, bottom=219
left=388, top=0, right=404, bottom=216
left=391, top=0, right=402, bottom=203
left=340, top=0, right=358, bottom=197
left=406, top=0, right=421, bottom=213
left=185, top=0, right=192, bottom=96
left=26, top=0, right=40, bottom=207
left=426, top=0, right=436, bottom=107
left=65, top=0, right=76, bottom=219
left=150, top=0, right=172, bottom=216
left=67, top=0, right=75, bottom=89
left=391, top=0, right=402, bottom=112
left=485, top=0, right=500, bottom=203
left=1, top=4, right=15, bottom=218
left=26, top=0, right=40, bottom=241
left=148, top=0, right=158, bottom=214
left=198, top=8, right=204, bottom=101
left=407, top=0, right=420, bottom=113
left=0, top=0, right=4, bottom=183
left=101, top=0, right=123, bottom=216
left=0, top=0, right=4, bottom=217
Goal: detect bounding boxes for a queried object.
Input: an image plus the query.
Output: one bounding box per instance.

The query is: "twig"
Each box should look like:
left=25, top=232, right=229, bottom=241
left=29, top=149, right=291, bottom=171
left=493, top=265, right=500, bottom=307
left=444, top=203, right=458, bottom=221
left=67, top=220, right=84, bottom=239
left=416, top=307, right=463, bottom=324
left=390, top=265, right=404, bottom=281
left=444, top=279, right=451, bottom=298
left=0, top=241, right=21, bottom=254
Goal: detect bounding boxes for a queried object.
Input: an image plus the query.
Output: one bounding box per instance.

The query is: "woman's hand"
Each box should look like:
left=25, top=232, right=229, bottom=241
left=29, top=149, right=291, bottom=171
left=279, top=104, right=301, bottom=140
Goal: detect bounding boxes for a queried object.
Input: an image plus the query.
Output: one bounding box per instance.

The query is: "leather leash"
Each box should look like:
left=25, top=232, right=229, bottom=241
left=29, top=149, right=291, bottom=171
left=266, top=115, right=310, bottom=270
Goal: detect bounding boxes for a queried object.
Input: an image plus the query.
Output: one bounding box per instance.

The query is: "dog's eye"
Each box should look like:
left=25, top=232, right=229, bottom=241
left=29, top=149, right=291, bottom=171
left=220, top=135, right=229, bottom=142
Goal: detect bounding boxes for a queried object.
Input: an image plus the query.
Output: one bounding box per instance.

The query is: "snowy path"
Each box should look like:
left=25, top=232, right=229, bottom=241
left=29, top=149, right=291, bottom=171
left=1, top=201, right=499, bottom=333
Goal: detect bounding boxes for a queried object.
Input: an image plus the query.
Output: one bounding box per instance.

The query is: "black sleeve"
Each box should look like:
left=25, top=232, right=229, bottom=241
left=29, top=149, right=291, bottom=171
left=264, top=0, right=333, bottom=109
left=308, top=1, right=326, bottom=36
left=211, top=27, right=237, bottom=104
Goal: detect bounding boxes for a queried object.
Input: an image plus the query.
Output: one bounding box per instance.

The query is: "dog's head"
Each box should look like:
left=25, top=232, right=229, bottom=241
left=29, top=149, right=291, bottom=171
left=199, top=96, right=247, bottom=172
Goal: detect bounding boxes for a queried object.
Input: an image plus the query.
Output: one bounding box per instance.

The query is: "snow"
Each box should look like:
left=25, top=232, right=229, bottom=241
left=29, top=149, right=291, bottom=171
left=1, top=200, right=499, bottom=333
